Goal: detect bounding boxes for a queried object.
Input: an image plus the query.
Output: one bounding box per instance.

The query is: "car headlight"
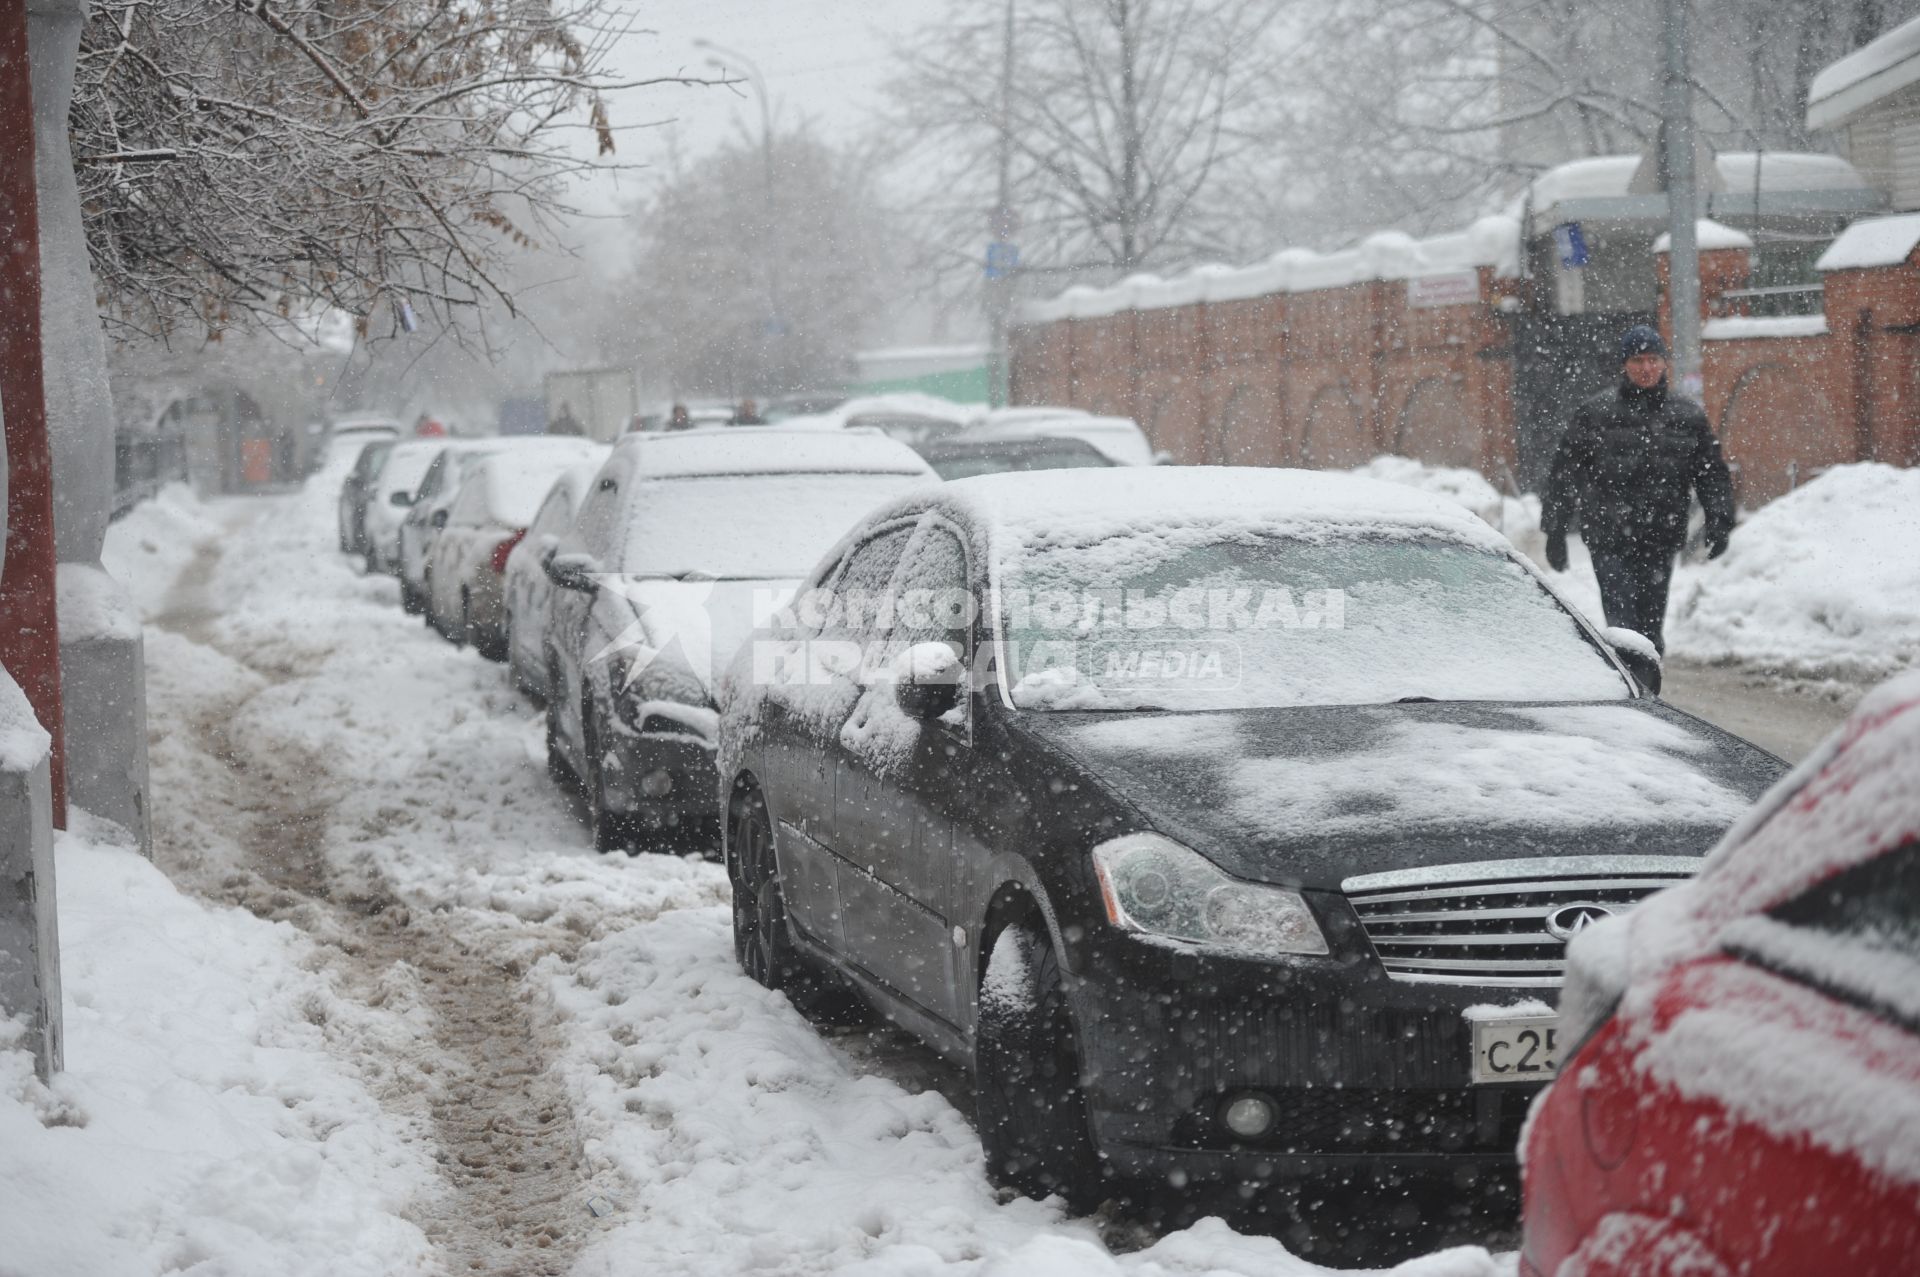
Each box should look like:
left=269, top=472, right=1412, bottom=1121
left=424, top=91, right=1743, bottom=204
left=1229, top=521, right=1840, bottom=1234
left=1091, top=832, right=1328, bottom=959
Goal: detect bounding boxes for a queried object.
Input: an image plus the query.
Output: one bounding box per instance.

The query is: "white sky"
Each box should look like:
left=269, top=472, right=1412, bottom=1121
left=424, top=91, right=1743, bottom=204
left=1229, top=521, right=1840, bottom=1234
left=577, top=0, right=950, bottom=217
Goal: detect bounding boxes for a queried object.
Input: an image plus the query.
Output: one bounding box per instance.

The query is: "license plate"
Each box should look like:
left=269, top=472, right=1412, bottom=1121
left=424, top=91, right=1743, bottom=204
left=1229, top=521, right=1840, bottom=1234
left=1470, top=1014, right=1560, bottom=1084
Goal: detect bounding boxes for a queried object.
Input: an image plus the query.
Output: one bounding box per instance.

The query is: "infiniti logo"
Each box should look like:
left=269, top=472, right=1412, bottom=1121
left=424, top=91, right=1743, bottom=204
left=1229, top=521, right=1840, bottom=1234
left=1545, top=903, right=1616, bottom=941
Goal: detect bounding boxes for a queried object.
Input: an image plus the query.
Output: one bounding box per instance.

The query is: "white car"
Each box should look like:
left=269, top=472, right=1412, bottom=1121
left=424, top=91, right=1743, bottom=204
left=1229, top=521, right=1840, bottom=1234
left=969, top=406, right=1156, bottom=466
left=361, top=441, right=449, bottom=574
left=428, top=441, right=609, bottom=659
left=540, top=427, right=938, bottom=853
left=503, top=460, right=607, bottom=699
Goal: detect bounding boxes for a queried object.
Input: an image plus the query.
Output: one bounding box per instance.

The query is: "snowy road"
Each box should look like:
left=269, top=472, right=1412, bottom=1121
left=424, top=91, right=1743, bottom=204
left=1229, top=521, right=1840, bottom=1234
left=1661, top=661, right=1853, bottom=763
left=30, top=466, right=1514, bottom=1275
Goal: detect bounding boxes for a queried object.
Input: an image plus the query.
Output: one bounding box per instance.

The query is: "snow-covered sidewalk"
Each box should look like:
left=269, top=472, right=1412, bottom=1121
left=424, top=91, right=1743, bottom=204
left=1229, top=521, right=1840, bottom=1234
left=3, top=461, right=1510, bottom=1276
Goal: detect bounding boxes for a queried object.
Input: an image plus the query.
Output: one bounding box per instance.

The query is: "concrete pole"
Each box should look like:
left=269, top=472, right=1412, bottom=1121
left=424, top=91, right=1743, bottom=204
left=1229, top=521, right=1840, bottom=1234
left=30, top=0, right=152, bottom=853
left=1662, top=0, right=1703, bottom=397
left=987, top=0, right=1017, bottom=408
left=0, top=0, right=66, bottom=1082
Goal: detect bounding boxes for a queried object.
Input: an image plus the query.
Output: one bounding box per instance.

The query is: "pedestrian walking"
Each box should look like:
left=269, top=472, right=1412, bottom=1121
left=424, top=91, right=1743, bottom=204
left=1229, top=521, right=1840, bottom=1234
left=549, top=400, right=585, bottom=436
left=732, top=398, right=765, bottom=426
left=1542, top=324, right=1735, bottom=653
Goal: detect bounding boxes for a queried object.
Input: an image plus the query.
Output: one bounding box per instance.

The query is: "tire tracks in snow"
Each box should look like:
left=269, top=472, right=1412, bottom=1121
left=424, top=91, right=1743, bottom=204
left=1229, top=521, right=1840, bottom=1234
left=150, top=525, right=606, bottom=1276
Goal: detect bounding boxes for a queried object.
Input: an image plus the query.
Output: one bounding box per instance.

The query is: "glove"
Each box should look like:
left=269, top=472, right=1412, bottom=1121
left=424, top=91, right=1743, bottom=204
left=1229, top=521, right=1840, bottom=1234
left=1545, top=530, right=1568, bottom=572
left=1707, top=528, right=1730, bottom=560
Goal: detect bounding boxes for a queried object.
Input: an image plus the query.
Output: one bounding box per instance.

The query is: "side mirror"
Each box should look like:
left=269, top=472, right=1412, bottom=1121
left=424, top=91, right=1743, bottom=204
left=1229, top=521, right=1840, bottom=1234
left=892, top=641, right=963, bottom=721
left=545, top=550, right=601, bottom=594
left=1603, top=626, right=1662, bottom=695
left=389, top=490, right=414, bottom=507
left=430, top=508, right=449, bottom=529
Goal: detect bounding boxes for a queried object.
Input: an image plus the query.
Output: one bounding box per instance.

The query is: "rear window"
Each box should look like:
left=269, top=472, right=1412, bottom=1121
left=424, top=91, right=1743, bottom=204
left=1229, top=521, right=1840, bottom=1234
left=614, top=473, right=927, bottom=579
left=925, top=445, right=1113, bottom=481
left=1724, top=839, right=1920, bottom=1033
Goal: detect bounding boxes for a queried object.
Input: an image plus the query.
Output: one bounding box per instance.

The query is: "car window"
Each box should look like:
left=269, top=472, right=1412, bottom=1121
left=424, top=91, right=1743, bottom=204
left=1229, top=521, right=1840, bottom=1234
left=823, top=523, right=917, bottom=642
left=416, top=453, right=448, bottom=498
left=888, top=522, right=970, bottom=652
left=1724, top=838, right=1920, bottom=1035
left=528, top=486, right=574, bottom=538
left=449, top=477, right=489, bottom=527
left=571, top=472, right=623, bottom=558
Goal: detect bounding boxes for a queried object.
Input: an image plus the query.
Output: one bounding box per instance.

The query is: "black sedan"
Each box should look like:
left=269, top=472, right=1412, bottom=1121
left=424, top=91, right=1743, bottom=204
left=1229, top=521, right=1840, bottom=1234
left=716, top=466, right=1787, bottom=1225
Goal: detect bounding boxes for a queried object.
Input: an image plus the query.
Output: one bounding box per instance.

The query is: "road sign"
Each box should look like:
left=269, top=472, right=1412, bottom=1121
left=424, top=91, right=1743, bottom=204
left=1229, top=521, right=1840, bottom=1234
left=985, top=241, right=1020, bottom=280
left=1553, top=222, right=1589, bottom=269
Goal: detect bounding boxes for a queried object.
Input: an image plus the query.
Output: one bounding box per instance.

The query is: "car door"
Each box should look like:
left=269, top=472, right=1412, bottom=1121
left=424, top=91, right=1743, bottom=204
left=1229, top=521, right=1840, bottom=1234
left=830, top=515, right=974, bottom=1026
left=436, top=479, right=491, bottom=625
left=763, top=520, right=917, bottom=953
left=508, top=483, right=575, bottom=670
left=547, top=464, right=627, bottom=775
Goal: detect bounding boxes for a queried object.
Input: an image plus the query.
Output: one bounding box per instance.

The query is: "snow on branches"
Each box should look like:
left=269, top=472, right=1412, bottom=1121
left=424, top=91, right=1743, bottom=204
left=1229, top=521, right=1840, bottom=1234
left=71, top=0, right=706, bottom=342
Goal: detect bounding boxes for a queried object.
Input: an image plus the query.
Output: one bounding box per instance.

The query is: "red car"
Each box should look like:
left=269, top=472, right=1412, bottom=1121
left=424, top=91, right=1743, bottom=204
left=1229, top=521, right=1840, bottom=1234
left=1521, top=671, right=1920, bottom=1277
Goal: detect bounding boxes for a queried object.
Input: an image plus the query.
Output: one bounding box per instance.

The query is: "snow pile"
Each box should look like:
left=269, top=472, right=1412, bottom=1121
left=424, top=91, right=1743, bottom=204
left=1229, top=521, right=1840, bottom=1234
left=99, top=481, right=229, bottom=618
left=0, top=819, right=438, bottom=1277
left=541, top=908, right=1508, bottom=1277
left=0, top=667, right=50, bottom=772
left=1666, top=463, right=1920, bottom=682
left=56, top=562, right=141, bottom=643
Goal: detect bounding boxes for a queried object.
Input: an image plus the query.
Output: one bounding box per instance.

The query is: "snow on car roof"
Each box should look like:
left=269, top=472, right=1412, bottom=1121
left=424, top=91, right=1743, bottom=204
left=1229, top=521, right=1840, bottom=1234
left=475, top=443, right=610, bottom=527
left=939, top=465, right=1509, bottom=553
left=616, top=425, right=935, bottom=479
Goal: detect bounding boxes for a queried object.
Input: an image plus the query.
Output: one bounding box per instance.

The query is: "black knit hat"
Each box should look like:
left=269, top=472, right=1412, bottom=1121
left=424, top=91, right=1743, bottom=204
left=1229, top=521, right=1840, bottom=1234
left=1620, top=324, right=1668, bottom=362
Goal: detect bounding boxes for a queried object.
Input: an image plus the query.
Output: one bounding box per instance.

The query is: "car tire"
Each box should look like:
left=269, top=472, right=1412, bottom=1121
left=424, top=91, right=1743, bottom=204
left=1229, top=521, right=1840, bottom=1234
left=401, top=575, right=425, bottom=616
left=730, top=787, right=868, bottom=1024
left=454, top=589, right=472, bottom=648
left=544, top=695, right=575, bottom=786
left=583, top=710, right=635, bottom=855
left=974, top=923, right=1105, bottom=1211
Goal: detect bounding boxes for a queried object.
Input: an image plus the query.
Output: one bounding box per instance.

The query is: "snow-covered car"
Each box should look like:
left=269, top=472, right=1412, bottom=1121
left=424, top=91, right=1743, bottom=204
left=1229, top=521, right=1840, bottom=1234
left=542, top=428, right=937, bottom=855
left=770, top=393, right=978, bottom=445
left=912, top=434, right=1117, bottom=480
left=397, top=442, right=503, bottom=612
left=361, top=440, right=450, bottom=574
left=503, top=461, right=605, bottom=700
left=969, top=405, right=1157, bottom=466
left=427, top=441, right=608, bottom=658
left=1518, top=671, right=1920, bottom=1277
left=337, top=439, right=395, bottom=554
left=715, top=466, right=1787, bottom=1229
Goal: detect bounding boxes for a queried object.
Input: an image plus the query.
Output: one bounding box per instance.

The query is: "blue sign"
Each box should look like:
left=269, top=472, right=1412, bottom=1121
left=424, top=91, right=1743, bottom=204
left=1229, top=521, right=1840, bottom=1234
left=985, top=241, right=1020, bottom=280
left=1553, top=222, right=1589, bottom=269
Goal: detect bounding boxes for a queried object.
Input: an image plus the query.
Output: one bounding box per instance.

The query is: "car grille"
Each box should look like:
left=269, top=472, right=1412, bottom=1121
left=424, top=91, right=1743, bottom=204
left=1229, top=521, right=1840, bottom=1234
left=1342, top=856, right=1700, bottom=987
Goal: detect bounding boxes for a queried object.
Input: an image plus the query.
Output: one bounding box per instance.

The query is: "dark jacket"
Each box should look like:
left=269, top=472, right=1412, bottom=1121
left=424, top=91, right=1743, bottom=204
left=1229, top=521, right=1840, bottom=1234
left=1543, top=378, right=1735, bottom=555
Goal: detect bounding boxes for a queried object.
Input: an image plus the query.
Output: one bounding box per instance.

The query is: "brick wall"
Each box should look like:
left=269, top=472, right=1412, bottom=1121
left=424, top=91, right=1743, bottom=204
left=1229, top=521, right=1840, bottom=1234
left=1013, top=239, right=1920, bottom=506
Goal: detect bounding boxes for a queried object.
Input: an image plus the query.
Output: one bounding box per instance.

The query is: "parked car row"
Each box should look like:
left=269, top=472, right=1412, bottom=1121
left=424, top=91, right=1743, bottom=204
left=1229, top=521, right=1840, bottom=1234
left=331, top=412, right=1917, bottom=1270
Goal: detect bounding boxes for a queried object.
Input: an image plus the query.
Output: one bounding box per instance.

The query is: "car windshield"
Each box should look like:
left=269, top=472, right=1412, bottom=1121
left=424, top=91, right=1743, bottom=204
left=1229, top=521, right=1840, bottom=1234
left=616, top=473, right=926, bottom=579
left=997, top=533, right=1629, bottom=711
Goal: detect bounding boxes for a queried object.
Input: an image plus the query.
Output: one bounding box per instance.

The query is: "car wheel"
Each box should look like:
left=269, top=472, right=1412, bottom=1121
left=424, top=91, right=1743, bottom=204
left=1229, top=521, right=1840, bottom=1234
left=455, top=589, right=472, bottom=648
left=730, top=787, right=867, bottom=1023
left=544, top=693, right=575, bottom=786
left=975, top=922, right=1105, bottom=1211
left=582, top=710, right=635, bottom=855
left=401, top=574, right=425, bottom=616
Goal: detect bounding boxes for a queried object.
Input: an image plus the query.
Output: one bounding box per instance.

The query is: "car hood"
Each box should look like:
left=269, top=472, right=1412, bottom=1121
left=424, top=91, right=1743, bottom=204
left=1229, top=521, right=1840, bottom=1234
left=1016, top=699, right=1786, bottom=889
